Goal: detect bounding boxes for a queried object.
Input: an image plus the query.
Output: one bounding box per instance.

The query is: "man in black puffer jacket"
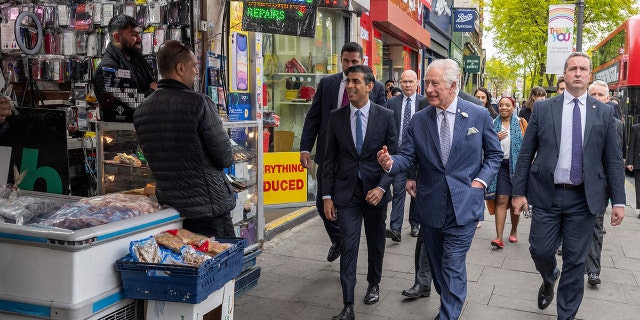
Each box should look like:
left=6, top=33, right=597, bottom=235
left=134, top=40, right=236, bottom=238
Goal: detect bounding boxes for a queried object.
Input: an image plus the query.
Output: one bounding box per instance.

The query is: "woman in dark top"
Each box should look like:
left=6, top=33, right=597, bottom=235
left=518, top=86, right=546, bottom=122
left=474, top=87, right=498, bottom=119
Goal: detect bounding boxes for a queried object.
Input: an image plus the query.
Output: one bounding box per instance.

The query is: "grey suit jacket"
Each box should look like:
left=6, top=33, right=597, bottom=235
left=322, top=102, right=398, bottom=207
left=512, top=94, right=625, bottom=214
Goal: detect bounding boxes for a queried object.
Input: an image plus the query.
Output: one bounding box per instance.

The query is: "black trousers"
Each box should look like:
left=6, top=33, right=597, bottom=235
left=182, top=213, right=236, bottom=238
left=336, top=179, right=387, bottom=304
left=316, top=164, right=342, bottom=244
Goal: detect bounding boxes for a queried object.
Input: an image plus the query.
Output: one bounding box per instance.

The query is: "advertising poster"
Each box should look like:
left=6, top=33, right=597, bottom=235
left=546, top=4, right=575, bottom=75
left=263, top=152, right=307, bottom=204
left=229, top=30, right=250, bottom=93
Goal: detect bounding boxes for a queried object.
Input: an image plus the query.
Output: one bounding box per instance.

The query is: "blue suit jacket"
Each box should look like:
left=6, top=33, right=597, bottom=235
left=512, top=94, right=625, bottom=214
left=390, top=99, right=503, bottom=228
left=300, top=72, right=386, bottom=164
left=322, top=102, right=398, bottom=207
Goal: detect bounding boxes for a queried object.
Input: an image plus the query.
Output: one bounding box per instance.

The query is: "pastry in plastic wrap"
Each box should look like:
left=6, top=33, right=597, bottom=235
left=129, top=236, right=162, bottom=263
left=154, top=232, right=186, bottom=252
left=194, top=240, right=232, bottom=256
left=165, top=229, right=208, bottom=245
left=78, top=193, right=160, bottom=214
left=180, top=246, right=211, bottom=267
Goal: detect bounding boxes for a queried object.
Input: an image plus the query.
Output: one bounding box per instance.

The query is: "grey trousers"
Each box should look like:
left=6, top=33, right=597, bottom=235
left=586, top=213, right=605, bottom=275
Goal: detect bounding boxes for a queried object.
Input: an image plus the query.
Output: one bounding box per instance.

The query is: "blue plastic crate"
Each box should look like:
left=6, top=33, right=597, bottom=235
left=115, top=238, right=247, bottom=304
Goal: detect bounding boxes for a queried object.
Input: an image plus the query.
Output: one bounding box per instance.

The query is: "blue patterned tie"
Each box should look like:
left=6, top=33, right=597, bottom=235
left=355, top=110, right=364, bottom=154
left=440, top=111, right=451, bottom=165
left=402, top=97, right=411, bottom=142
left=570, top=98, right=583, bottom=184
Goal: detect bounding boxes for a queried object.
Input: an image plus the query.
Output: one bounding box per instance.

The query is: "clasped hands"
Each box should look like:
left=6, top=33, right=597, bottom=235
left=324, top=188, right=384, bottom=222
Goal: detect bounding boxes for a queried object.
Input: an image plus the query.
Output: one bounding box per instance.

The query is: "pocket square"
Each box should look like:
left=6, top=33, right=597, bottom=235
left=467, top=127, right=479, bottom=135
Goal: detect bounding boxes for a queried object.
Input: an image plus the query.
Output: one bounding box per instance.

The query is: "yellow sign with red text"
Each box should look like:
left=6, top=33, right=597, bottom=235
left=263, top=152, right=307, bottom=204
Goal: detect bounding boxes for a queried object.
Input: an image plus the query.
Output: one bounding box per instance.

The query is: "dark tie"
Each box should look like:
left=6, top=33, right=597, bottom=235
left=402, top=97, right=411, bottom=141
left=440, top=111, right=451, bottom=165
left=341, top=85, right=349, bottom=108
left=570, top=98, right=583, bottom=184
left=355, top=110, right=364, bottom=154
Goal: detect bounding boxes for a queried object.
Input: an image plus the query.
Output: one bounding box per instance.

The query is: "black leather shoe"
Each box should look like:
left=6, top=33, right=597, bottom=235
left=386, top=229, right=401, bottom=242
left=538, top=269, right=559, bottom=310
left=364, top=285, right=380, bottom=304
left=588, top=273, right=601, bottom=285
left=332, top=304, right=354, bottom=320
left=327, top=242, right=341, bottom=262
left=402, top=284, right=431, bottom=298
left=410, top=225, right=420, bottom=237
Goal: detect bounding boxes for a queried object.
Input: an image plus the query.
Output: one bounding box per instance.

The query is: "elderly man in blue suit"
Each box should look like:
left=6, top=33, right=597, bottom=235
left=512, top=52, right=625, bottom=320
left=378, top=59, right=502, bottom=320
left=300, top=42, right=386, bottom=263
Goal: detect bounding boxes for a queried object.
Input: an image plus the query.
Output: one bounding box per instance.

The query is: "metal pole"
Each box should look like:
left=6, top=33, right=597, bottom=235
left=576, top=0, right=585, bottom=51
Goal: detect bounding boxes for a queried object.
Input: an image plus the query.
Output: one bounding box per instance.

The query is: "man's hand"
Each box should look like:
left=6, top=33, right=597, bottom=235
left=365, top=188, right=384, bottom=206
left=610, top=206, right=624, bottom=226
left=324, top=199, right=336, bottom=221
left=300, top=152, right=312, bottom=169
left=377, top=145, right=393, bottom=171
left=0, top=96, right=12, bottom=123
left=406, top=179, right=417, bottom=197
left=511, top=196, right=529, bottom=216
left=149, top=81, right=158, bottom=90
left=627, top=165, right=634, bottom=171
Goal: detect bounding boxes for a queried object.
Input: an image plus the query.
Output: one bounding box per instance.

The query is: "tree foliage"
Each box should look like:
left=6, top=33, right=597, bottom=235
left=486, top=0, right=639, bottom=89
left=484, top=57, right=520, bottom=98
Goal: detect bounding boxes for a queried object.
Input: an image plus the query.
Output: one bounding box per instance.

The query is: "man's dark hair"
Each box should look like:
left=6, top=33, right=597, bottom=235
left=341, top=42, right=364, bottom=59
left=157, top=40, right=193, bottom=77
left=108, top=14, right=139, bottom=39
left=556, top=76, right=565, bottom=90
left=385, top=80, right=394, bottom=86
left=345, top=65, right=375, bottom=85
left=391, top=87, right=402, bottom=96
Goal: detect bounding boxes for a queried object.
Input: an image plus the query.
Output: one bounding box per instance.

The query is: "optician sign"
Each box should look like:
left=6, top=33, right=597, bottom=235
left=453, top=9, right=475, bottom=32
left=263, top=152, right=307, bottom=204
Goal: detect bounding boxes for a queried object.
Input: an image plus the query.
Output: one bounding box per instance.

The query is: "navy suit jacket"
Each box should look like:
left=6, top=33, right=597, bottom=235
left=390, top=99, right=503, bottom=228
left=300, top=72, right=386, bottom=165
left=322, top=102, right=398, bottom=207
left=512, top=94, right=625, bottom=214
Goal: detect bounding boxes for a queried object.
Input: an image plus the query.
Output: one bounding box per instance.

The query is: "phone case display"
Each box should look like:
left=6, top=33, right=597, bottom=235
left=96, top=121, right=154, bottom=195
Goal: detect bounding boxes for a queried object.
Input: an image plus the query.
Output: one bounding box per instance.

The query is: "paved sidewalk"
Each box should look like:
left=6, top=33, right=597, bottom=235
left=235, top=180, right=640, bottom=320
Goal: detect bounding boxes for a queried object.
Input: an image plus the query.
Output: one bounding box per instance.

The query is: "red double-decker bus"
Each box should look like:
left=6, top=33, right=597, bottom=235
left=591, top=15, right=640, bottom=129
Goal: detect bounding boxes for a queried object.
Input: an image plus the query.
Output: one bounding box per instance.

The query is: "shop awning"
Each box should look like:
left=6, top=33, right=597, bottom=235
left=370, top=1, right=431, bottom=49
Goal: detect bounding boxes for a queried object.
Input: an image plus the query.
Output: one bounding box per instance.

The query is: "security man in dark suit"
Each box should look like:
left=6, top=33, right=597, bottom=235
left=300, top=42, right=386, bottom=263
left=323, top=65, right=397, bottom=320
left=512, top=52, right=625, bottom=320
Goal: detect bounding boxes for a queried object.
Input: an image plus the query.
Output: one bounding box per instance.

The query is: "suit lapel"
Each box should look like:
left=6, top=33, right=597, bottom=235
left=449, top=102, right=469, bottom=166
left=363, top=103, right=378, bottom=153
left=426, top=107, right=441, bottom=160
left=331, top=73, right=342, bottom=110
left=552, top=96, right=564, bottom=149
left=341, top=107, right=358, bottom=156
left=583, top=96, right=597, bottom=145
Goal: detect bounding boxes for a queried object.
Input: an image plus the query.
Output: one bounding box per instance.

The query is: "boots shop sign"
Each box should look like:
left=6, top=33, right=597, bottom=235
left=453, top=9, right=476, bottom=32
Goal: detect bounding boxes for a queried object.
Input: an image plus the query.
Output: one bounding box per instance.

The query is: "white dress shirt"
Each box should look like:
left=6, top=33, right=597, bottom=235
left=554, top=92, right=587, bottom=184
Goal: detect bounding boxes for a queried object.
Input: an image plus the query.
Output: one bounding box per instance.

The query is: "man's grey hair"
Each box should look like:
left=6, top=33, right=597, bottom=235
left=589, top=79, right=609, bottom=92
left=427, top=59, right=460, bottom=88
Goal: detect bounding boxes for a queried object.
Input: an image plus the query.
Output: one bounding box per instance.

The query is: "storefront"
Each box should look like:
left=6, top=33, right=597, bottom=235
left=366, top=0, right=430, bottom=86
left=423, top=0, right=453, bottom=65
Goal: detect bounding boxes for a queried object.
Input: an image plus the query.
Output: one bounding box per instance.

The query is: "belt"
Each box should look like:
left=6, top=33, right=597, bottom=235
left=554, top=183, right=584, bottom=190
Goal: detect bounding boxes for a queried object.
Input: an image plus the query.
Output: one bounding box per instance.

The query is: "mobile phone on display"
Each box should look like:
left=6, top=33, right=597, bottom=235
left=235, top=33, right=248, bottom=91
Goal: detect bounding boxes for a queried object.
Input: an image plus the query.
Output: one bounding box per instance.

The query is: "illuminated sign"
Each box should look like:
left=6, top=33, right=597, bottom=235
left=263, top=152, right=307, bottom=204
left=242, top=2, right=317, bottom=37
left=256, top=0, right=349, bottom=9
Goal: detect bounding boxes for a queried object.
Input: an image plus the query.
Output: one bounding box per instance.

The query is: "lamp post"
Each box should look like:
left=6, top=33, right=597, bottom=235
left=576, top=0, right=585, bottom=51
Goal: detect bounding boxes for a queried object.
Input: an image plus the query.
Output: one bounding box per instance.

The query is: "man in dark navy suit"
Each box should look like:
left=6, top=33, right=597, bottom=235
left=323, top=65, right=397, bottom=320
left=512, top=52, right=625, bottom=320
left=300, top=42, right=386, bottom=262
